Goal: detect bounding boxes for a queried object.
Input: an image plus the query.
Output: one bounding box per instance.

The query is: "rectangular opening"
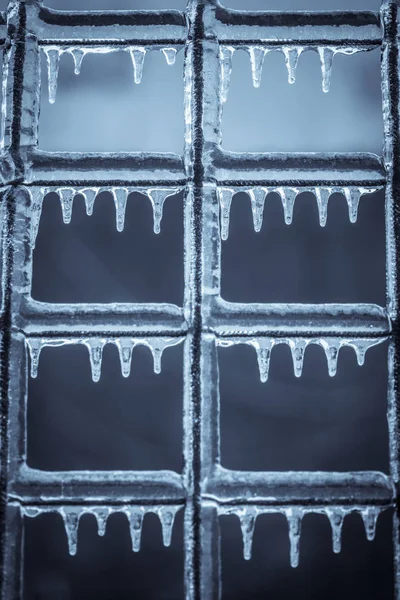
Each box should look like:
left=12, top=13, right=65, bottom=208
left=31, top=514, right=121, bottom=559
left=32, top=190, right=184, bottom=305
left=221, top=189, right=385, bottom=305
left=27, top=342, right=183, bottom=471
left=219, top=341, right=389, bottom=472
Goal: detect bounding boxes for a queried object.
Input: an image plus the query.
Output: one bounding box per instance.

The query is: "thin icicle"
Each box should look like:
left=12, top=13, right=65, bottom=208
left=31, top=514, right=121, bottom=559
left=81, top=187, right=98, bottom=216
left=28, top=187, right=46, bottom=248
left=282, top=47, right=303, bottom=84
left=126, top=507, right=145, bottom=552
left=361, top=507, right=381, bottom=541
left=112, top=187, right=129, bottom=232
left=315, top=187, right=331, bottom=227
left=326, top=508, right=346, bottom=553
left=220, top=46, right=235, bottom=103
left=44, top=47, right=61, bottom=104
left=277, top=187, right=298, bottom=225
left=318, top=47, right=335, bottom=93
left=248, top=46, right=267, bottom=88
left=58, top=187, right=75, bottom=224
left=115, top=338, right=135, bottom=378
left=156, top=506, right=179, bottom=547
left=161, top=47, right=177, bottom=66
left=285, top=508, right=303, bottom=568
left=60, top=507, right=83, bottom=556
left=344, top=187, right=362, bottom=224
left=248, top=188, right=267, bottom=232
left=70, top=48, right=85, bottom=75
left=239, top=507, right=258, bottom=560
left=144, top=337, right=183, bottom=374
left=218, top=187, right=234, bottom=240
left=289, top=339, right=308, bottom=378
left=129, top=47, right=146, bottom=84
left=146, top=188, right=178, bottom=234
left=91, top=507, right=111, bottom=537
left=320, top=338, right=341, bottom=377
left=83, top=338, right=106, bottom=382
left=26, top=338, right=43, bottom=378
left=344, top=338, right=379, bottom=366
left=249, top=338, right=275, bottom=383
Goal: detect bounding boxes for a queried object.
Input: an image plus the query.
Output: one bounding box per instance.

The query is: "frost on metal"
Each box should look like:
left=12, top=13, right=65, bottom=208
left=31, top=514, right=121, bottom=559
left=0, top=1, right=399, bottom=600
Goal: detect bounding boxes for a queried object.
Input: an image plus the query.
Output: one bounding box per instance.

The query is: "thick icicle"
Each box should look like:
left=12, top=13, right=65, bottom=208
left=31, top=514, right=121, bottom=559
left=28, top=187, right=46, bottom=248
left=282, top=47, right=302, bottom=84
left=116, top=338, right=135, bottom=378
left=44, top=47, right=61, bottom=104
left=70, top=48, right=85, bottom=75
left=220, top=46, right=235, bottom=103
left=343, top=187, right=362, bottom=224
left=81, top=187, right=98, bottom=216
left=144, top=337, right=183, bottom=374
left=320, top=338, right=341, bottom=377
left=218, top=187, right=234, bottom=240
left=112, top=188, right=129, bottom=232
left=239, top=507, right=258, bottom=560
left=146, top=188, right=179, bottom=234
left=58, top=188, right=75, bottom=224
left=60, top=507, right=83, bottom=556
left=91, top=507, right=111, bottom=537
left=126, top=507, right=145, bottom=552
left=249, top=338, right=275, bottom=383
left=26, top=338, right=44, bottom=378
left=326, top=508, right=346, bottom=553
left=277, top=187, right=298, bottom=225
left=161, top=47, right=177, bottom=66
left=83, top=338, right=106, bottom=382
left=248, top=188, right=267, bottom=232
left=156, top=506, right=179, bottom=547
left=318, top=47, right=335, bottom=93
left=129, top=47, right=146, bottom=84
left=289, top=339, right=308, bottom=378
left=285, top=508, right=303, bottom=568
left=315, top=187, right=331, bottom=227
left=361, top=507, right=381, bottom=541
left=248, top=46, right=267, bottom=88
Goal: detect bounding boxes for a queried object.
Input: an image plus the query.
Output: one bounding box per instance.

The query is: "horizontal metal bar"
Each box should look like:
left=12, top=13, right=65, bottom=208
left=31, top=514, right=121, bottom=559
left=15, top=299, right=187, bottom=337
left=205, top=467, right=394, bottom=506
left=9, top=465, right=185, bottom=505
left=211, top=300, right=390, bottom=337
left=215, top=150, right=386, bottom=186
left=215, top=7, right=382, bottom=47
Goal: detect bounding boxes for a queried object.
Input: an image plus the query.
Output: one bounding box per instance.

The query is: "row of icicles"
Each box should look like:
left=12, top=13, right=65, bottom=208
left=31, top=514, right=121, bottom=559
left=26, top=337, right=184, bottom=382
left=26, top=186, right=183, bottom=248
left=217, top=186, right=381, bottom=240
left=22, top=503, right=384, bottom=564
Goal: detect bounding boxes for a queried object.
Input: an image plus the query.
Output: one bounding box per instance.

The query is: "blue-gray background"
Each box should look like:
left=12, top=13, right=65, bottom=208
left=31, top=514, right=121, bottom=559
left=10, top=0, right=393, bottom=597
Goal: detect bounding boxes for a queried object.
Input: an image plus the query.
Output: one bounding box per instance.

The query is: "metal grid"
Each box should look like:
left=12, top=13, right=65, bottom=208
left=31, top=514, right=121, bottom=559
left=0, top=0, right=398, bottom=598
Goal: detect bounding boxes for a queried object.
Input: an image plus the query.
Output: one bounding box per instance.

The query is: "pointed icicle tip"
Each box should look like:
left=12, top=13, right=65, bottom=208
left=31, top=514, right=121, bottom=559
left=220, top=46, right=235, bottom=104
left=130, top=47, right=146, bottom=84
left=58, top=187, right=75, bottom=224
left=126, top=507, right=145, bottom=552
left=361, top=507, right=381, bottom=542
left=218, top=187, right=235, bottom=240
left=44, top=47, right=61, bottom=104
left=161, top=47, right=177, bottom=66
left=344, top=187, right=362, bottom=224
left=321, top=338, right=341, bottom=377
left=81, top=187, right=98, bottom=217
left=248, top=46, right=267, bottom=88
left=248, top=188, right=267, bottom=233
left=277, top=187, right=298, bottom=225
left=116, top=338, right=135, bottom=378
left=315, top=187, right=331, bottom=227
left=250, top=338, right=274, bottom=383
left=318, top=47, right=335, bottom=93
left=286, top=508, right=303, bottom=568
left=70, top=47, right=85, bottom=75
left=326, top=508, right=346, bottom=554
left=84, top=338, right=106, bottom=382
left=283, top=47, right=303, bottom=84
left=28, top=187, right=46, bottom=249
left=289, top=339, right=308, bottom=378
left=146, top=188, right=178, bottom=234
left=60, top=507, right=83, bottom=556
left=27, top=338, right=44, bottom=378
left=91, top=507, right=111, bottom=537
left=239, top=507, right=258, bottom=560
left=112, top=188, right=129, bottom=232
left=145, top=337, right=183, bottom=375
left=157, top=506, right=179, bottom=547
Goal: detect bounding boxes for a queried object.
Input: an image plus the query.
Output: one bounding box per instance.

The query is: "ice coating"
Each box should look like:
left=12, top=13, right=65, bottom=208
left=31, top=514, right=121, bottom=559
left=26, top=337, right=184, bottom=382
left=217, top=186, right=381, bottom=238
left=217, top=336, right=386, bottom=383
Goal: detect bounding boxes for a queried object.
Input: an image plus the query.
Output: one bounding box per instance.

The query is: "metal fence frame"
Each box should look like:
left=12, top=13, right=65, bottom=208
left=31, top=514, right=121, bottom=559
left=0, top=0, right=399, bottom=598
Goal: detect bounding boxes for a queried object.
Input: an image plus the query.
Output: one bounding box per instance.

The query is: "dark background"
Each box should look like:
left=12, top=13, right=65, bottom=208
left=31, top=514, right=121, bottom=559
left=8, top=0, right=392, bottom=597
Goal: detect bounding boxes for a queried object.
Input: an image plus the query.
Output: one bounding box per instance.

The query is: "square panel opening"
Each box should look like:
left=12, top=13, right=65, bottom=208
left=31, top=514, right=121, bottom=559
left=38, top=45, right=184, bottom=153
left=221, top=188, right=385, bottom=304
left=32, top=190, right=183, bottom=304
left=27, top=341, right=183, bottom=471
left=24, top=509, right=184, bottom=599
left=220, top=509, right=393, bottom=599
left=219, top=340, right=389, bottom=472
left=222, top=47, right=382, bottom=153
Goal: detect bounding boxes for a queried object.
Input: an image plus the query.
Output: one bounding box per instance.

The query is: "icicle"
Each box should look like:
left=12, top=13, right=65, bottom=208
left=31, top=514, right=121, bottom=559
left=239, top=506, right=258, bottom=560
left=361, top=507, right=381, bottom=541
left=28, top=187, right=46, bottom=248
left=285, top=508, right=303, bottom=568
left=346, top=338, right=374, bottom=366
left=217, top=188, right=235, bottom=240
left=282, top=47, right=302, bottom=84
left=288, top=339, right=308, bottom=378
left=70, top=48, right=85, bottom=75
left=126, top=507, right=145, bottom=552
left=144, top=337, right=183, bottom=374
left=220, top=46, right=235, bottom=103
left=248, top=188, right=267, bottom=232
left=129, top=47, right=146, bottom=84
left=81, top=187, right=98, bottom=216
left=116, top=338, right=135, bottom=378
left=344, top=187, right=362, bottom=224
left=248, top=46, right=267, bottom=88
left=321, top=338, right=341, bottom=377
left=277, top=187, right=298, bottom=225
left=249, top=338, right=275, bottom=383
left=27, top=338, right=44, bottom=378
left=112, top=188, right=129, bottom=232
left=60, top=507, right=83, bottom=556
left=326, top=508, right=346, bottom=553
left=161, top=47, right=177, bottom=66
left=156, top=506, right=179, bottom=547
left=58, top=187, right=75, bottom=224
left=146, top=188, right=178, bottom=234
left=91, top=507, right=111, bottom=537
left=318, top=47, right=335, bottom=93
left=83, top=338, right=106, bottom=382
left=315, top=187, right=331, bottom=227
left=44, top=47, right=61, bottom=104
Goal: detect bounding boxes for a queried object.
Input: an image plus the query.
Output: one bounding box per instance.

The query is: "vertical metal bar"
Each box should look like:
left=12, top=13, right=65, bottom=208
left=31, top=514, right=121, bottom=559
left=381, top=1, right=400, bottom=597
